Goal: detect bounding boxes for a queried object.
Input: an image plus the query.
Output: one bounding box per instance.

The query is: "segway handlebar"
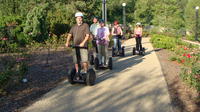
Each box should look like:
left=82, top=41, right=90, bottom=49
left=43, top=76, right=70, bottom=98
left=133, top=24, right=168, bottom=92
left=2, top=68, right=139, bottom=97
left=69, top=45, right=88, bottom=49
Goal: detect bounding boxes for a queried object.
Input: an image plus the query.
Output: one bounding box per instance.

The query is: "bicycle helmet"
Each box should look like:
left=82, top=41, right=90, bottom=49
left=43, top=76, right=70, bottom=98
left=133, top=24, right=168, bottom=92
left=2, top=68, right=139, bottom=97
left=136, top=22, right=141, bottom=26
left=99, top=19, right=105, bottom=23
left=75, top=12, right=83, bottom=17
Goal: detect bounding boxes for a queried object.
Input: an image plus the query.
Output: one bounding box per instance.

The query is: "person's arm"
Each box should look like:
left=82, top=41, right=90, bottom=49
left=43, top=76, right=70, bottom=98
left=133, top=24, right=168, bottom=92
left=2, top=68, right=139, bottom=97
left=90, top=25, right=93, bottom=32
left=120, top=27, right=123, bottom=36
left=80, top=34, right=89, bottom=47
left=65, top=27, right=73, bottom=47
left=105, top=27, right=110, bottom=41
left=65, top=34, right=72, bottom=48
left=140, top=28, right=143, bottom=37
left=111, top=27, right=116, bottom=36
left=79, top=24, right=90, bottom=47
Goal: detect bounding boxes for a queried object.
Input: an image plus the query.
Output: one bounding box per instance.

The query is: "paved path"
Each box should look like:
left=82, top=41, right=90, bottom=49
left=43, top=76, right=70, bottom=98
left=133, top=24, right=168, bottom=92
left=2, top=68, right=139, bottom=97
left=23, top=38, right=173, bottom=112
left=182, top=39, right=200, bottom=47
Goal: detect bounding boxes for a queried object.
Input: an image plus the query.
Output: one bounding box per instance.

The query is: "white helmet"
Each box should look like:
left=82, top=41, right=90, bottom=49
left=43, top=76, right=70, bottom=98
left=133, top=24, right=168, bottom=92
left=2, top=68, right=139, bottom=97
left=136, top=22, right=141, bottom=26
left=75, top=12, right=83, bottom=17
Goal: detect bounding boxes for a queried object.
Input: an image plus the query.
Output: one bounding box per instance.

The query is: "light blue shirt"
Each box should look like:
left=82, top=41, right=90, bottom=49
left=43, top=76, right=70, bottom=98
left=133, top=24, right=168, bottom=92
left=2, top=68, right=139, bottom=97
left=90, top=23, right=100, bottom=37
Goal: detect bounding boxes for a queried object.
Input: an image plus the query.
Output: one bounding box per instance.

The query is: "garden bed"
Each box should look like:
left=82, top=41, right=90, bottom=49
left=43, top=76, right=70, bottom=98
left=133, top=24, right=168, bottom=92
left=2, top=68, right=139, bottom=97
left=156, top=49, right=200, bottom=112
left=151, top=34, right=200, bottom=112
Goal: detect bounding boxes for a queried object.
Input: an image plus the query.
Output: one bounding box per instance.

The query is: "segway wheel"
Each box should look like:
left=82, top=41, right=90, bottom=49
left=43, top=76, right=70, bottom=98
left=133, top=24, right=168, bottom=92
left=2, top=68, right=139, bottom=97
left=89, top=54, right=94, bottom=65
left=108, top=57, right=113, bottom=70
left=86, top=69, right=96, bottom=86
left=68, top=68, right=76, bottom=84
left=142, top=47, right=145, bottom=51
left=133, top=47, right=136, bottom=55
left=94, top=57, right=99, bottom=70
left=112, top=47, right=115, bottom=57
left=121, top=46, right=125, bottom=57
left=141, top=47, right=145, bottom=56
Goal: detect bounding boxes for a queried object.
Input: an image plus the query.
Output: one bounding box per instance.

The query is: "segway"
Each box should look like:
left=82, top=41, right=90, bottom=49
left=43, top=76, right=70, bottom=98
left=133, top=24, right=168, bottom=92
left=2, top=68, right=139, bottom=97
left=112, top=36, right=125, bottom=57
left=94, top=56, right=112, bottom=70
left=91, top=38, right=113, bottom=70
left=132, top=47, right=145, bottom=56
left=112, top=46, right=125, bottom=57
left=89, top=39, right=98, bottom=65
left=68, top=45, right=96, bottom=86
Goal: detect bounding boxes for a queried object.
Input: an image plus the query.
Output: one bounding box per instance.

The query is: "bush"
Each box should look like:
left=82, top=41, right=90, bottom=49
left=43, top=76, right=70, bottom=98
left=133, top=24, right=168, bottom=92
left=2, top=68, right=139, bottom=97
left=180, top=63, right=200, bottom=91
left=151, top=33, right=200, bottom=91
left=150, top=34, right=177, bottom=50
left=186, top=35, right=196, bottom=41
left=0, top=55, right=28, bottom=95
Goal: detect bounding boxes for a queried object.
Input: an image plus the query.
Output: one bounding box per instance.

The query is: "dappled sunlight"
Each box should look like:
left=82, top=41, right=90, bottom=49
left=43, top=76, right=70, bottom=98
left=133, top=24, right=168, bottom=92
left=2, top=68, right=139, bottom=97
left=23, top=38, right=172, bottom=112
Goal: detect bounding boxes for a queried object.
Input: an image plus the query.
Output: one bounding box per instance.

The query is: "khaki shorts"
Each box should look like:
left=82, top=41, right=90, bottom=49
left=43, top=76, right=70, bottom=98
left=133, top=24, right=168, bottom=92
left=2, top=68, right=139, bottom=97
left=72, top=49, right=88, bottom=64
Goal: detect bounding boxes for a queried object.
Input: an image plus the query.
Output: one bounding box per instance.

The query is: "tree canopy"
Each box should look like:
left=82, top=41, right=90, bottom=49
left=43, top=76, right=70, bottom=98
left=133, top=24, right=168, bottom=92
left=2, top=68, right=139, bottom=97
left=0, top=0, right=200, bottom=45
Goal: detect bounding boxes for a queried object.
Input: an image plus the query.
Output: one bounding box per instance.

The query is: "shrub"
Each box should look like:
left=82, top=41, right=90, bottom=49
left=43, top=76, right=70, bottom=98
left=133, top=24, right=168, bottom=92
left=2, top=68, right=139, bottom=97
left=180, top=63, right=200, bottom=91
left=150, top=34, right=177, bottom=50
left=0, top=55, right=28, bottom=95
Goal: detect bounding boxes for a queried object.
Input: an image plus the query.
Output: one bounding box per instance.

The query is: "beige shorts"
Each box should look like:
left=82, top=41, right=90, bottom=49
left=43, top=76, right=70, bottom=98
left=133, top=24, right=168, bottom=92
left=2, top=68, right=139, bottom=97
left=72, top=49, right=88, bottom=64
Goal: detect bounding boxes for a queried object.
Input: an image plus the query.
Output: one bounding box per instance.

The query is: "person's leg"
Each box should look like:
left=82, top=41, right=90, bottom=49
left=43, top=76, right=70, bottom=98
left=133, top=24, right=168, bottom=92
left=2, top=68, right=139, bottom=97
left=118, top=38, right=122, bottom=51
left=97, top=44, right=102, bottom=65
left=82, top=62, right=88, bottom=73
left=101, top=45, right=106, bottom=65
left=104, top=45, right=109, bottom=65
left=80, top=49, right=89, bottom=73
left=72, top=49, right=79, bottom=73
left=139, top=37, right=142, bottom=51
left=113, top=37, right=117, bottom=50
left=135, top=37, right=139, bottom=51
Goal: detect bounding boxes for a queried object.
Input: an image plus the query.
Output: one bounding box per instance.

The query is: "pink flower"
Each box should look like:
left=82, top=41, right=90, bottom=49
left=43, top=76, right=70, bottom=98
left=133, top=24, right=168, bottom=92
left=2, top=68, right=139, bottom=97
left=16, top=57, right=25, bottom=62
left=183, top=53, right=187, bottom=57
left=184, top=47, right=188, bottom=50
left=187, top=54, right=192, bottom=58
left=1, top=37, right=8, bottom=41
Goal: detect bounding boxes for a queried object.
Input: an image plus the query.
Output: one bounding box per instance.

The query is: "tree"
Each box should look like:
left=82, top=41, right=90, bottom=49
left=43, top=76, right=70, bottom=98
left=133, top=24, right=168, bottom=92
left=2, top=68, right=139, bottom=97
left=185, top=0, right=200, bottom=36
left=24, top=3, right=49, bottom=42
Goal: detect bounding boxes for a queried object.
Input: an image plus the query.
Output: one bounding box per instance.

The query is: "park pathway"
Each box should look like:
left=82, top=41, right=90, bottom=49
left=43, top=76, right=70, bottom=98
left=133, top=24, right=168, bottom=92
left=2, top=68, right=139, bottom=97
left=23, top=37, right=173, bottom=112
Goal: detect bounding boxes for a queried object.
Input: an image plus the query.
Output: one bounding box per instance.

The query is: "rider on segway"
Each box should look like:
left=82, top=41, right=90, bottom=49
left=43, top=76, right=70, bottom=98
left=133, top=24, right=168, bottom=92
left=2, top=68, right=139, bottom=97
left=132, top=22, right=145, bottom=55
left=96, top=19, right=110, bottom=68
left=111, top=20, right=124, bottom=57
left=65, top=12, right=96, bottom=85
left=89, top=16, right=100, bottom=65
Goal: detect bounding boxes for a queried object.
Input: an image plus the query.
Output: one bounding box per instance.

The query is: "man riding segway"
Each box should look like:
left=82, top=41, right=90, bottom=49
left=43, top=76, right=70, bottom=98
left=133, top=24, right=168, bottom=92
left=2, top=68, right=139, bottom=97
left=65, top=12, right=96, bottom=85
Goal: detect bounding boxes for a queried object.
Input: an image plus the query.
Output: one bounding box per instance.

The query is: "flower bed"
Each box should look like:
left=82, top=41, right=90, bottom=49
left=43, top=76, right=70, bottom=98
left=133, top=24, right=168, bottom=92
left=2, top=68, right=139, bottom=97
left=150, top=34, right=200, bottom=91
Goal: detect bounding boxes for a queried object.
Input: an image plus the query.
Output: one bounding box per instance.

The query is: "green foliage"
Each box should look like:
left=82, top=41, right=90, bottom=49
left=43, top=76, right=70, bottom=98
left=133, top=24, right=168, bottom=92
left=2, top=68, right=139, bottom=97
left=186, top=35, right=196, bottom=41
left=24, top=3, right=49, bottom=42
left=180, top=63, right=200, bottom=91
left=107, top=0, right=136, bottom=24
left=151, top=34, right=200, bottom=91
left=150, top=34, right=178, bottom=50
left=0, top=55, right=28, bottom=94
left=185, top=0, right=200, bottom=36
left=134, top=0, right=186, bottom=30
left=169, top=56, right=177, bottom=61
left=0, top=40, right=19, bottom=53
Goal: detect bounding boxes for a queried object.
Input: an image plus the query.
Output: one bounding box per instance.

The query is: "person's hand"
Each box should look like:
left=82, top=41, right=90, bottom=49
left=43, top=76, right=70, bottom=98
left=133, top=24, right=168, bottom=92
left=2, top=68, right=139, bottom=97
left=79, top=42, right=85, bottom=47
left=65, top=42, right=69, bottom=48
left=105, top=37, right=110, bottom=41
